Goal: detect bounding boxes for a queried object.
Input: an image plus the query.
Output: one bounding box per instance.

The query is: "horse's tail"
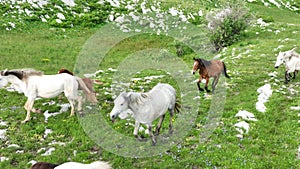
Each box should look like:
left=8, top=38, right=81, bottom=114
left=222, top=62, right=230, bottom=79
left=175, top=98, right=181, bottom=113
left=76, top=77, right=98, bottom=104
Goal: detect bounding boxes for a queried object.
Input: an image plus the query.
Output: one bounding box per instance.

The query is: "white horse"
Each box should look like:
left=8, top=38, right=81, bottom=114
left=110, top=83, right=180, bottom=146
left=0, top=69, right=97, bottom=123
left=275, top=48, right=300, bottom=83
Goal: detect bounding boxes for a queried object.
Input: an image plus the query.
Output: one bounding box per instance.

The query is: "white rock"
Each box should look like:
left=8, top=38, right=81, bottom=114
left=41, top=147, right=55, bottom=156
left=234, top=121, right=250, bottom=134
left=0, top=129, right=7, bottom=140
left=0, top=157, right=9, bottom=162
left=7, top=144, right=20, bottom=148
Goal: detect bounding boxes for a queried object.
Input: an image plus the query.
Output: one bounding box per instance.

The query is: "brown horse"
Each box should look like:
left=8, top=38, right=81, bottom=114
left=191, top=58, right=230, bottom=93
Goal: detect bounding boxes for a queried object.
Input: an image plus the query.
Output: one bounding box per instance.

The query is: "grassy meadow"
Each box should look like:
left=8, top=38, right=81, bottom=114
left=0, top=1, right=300, bottom=168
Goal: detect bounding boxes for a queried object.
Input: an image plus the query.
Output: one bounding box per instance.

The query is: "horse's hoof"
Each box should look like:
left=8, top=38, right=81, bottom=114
left=135, top=135, right=147, bottom=142
left=32, top=108, right=42, bottom=114
left=21, top=120, right=29, bottom=124
left=151, top=140, right=157, bottom=146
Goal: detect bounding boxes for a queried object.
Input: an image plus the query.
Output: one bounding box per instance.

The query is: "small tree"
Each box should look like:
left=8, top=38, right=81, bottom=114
left=206, top=1, right=251, bottom=51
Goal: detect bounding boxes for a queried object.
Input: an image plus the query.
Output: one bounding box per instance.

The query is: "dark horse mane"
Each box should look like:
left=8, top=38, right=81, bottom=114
left=30, top=162, right=60, bottom=169
left=58, top=68, right=74, bottom=76
left=193, top=57, right=212, bottom=67
left=1, top=69, right=43, bottom=80
left=1, top=70, right=23, bottom=80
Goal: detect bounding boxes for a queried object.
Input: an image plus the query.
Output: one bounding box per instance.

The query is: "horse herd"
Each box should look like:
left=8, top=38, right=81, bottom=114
left=0, top=49, right=297, bottom=168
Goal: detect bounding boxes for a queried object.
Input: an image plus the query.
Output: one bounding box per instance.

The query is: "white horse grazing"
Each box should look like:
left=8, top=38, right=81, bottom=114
left=275, top=48, right=300, bottom=83
left=110, top=83, right=180, bottom=146
left=54, top=161, right=111, bottom=169
left=0, top=69, right=97, bottom=123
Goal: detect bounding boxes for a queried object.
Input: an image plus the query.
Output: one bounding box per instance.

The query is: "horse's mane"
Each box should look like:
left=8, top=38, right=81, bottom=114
left=58, top=68, right=74, bottom=76
left=194, top=58, right=212, bottom=67
left=2, top=69, right=43, bottom=80
left=30, top=162, right=59, bottom=169
left=127, top=92, right=150, bottom=105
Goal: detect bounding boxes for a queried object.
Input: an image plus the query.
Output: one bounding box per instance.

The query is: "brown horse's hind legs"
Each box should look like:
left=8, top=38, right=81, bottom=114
left=211, top=76, right=219, bottom=93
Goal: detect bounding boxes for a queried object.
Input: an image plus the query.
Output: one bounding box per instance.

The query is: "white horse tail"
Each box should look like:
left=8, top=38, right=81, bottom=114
left=75, top=77, right=98, bottom=104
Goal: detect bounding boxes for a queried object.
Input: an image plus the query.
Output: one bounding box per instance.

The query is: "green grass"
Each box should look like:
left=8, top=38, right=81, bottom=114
left=0, top=1, right=300, bottom=169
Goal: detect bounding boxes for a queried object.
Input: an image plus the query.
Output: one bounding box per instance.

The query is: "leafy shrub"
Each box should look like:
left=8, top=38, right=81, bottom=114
left=206, top=1, right=252, bottom=51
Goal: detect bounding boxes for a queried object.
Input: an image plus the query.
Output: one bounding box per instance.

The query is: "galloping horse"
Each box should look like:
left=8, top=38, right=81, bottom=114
left=192, top=58, right=230, bottom=93
left=0, top=69, right=97, bottom=123
left=275, top=48, right=300, bottom=83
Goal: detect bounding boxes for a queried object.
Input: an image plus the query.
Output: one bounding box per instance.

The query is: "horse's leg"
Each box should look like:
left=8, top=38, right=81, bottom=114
left=65, top=90, right=77, bottom=117
left=155, top=114, right=165, bottom=136
left=22, top=98, right=35, bottom=123
left=148, top=125, right=156, bottom=146
left=204, top=78, right=211, bottom=92
left=31, top=108, right=42, bottom=114
left=211, top=77, right=216, bottom=93
left=134, top=121, right=145, bottom=141
left=69, top=99, right=75, bottom=116
left=197, top=78, right=204, bottom=92
left=285, top=71, right=290, bottom=84
left=212, top=76, right=220, bottom=93
left=65, top=95, right=75, bottom=116
left=293, top=71, right=297, bottom=79
left=76, top=95, right=84, bottom=116
left=168, top=108, right=174, bottom=135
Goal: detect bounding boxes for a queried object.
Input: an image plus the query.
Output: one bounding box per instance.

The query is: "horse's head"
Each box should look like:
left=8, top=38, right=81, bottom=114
left=275, top=52, right=288, bottom=68
left=110, top=92, right=130, bottom=122
left=0, top=69, right=8, bottom=76
left=0, top=74, right=9, bottom=88
left=191, top=57, right=200, bottom=74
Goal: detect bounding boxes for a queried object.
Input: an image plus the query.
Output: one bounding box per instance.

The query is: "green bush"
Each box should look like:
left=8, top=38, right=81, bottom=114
left=206, top=1, right=251, bottom=51
left=210, top=17, right=248, bottom=51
